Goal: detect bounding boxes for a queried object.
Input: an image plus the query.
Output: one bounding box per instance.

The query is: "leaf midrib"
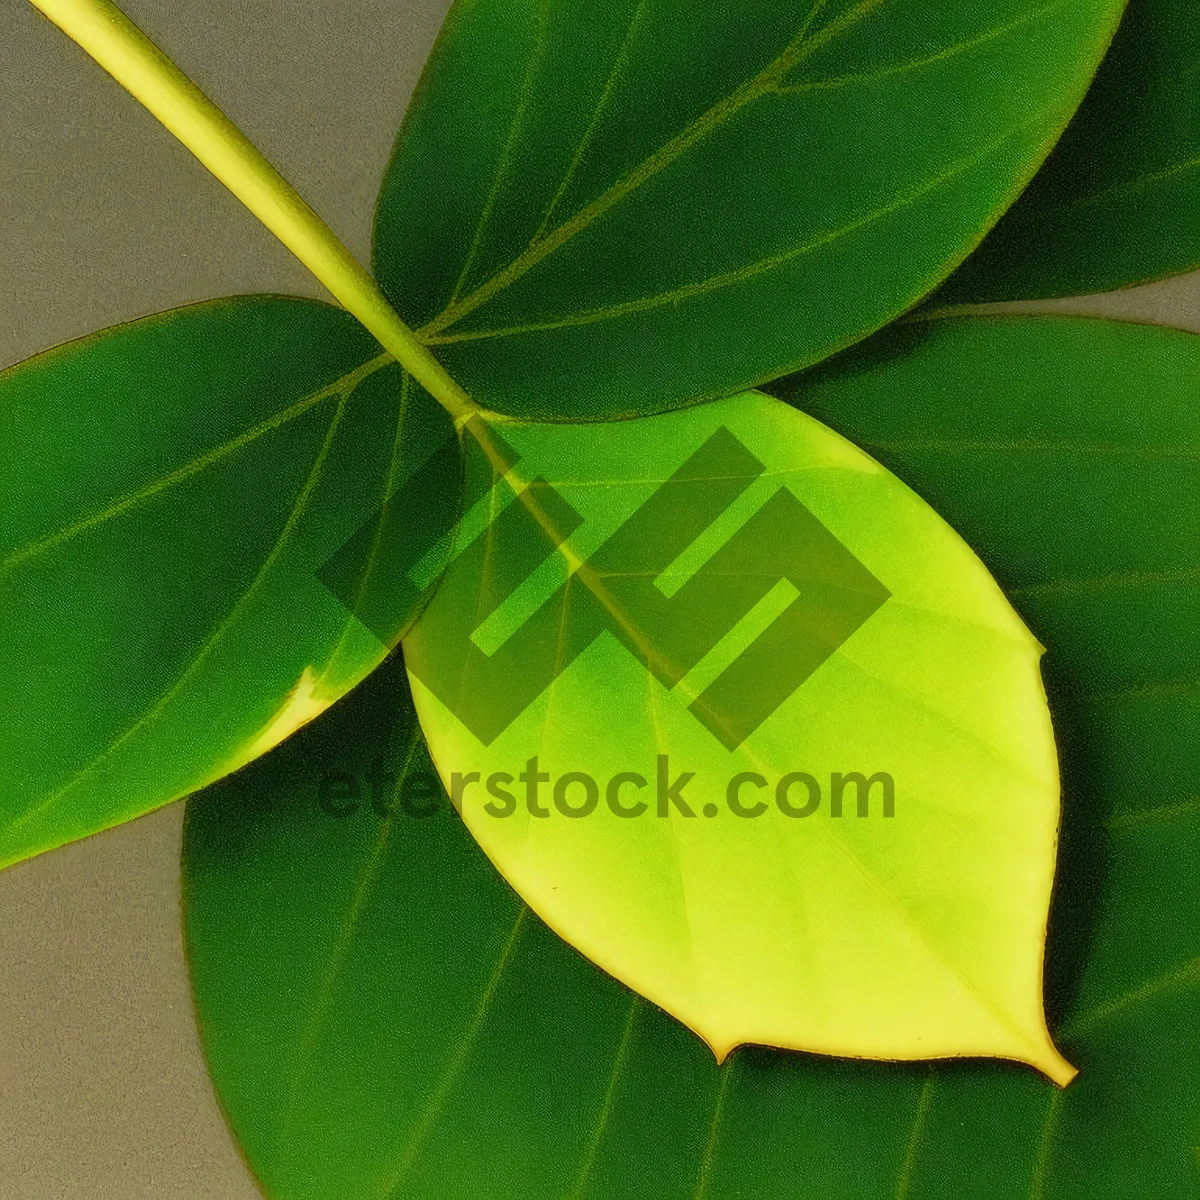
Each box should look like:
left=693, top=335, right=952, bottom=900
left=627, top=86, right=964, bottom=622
left=423, top=107, right=1050, bottom=348
left=413, top=0, right=1084, bottom=345
left=0, top=351, right=391, bottom=574
left=413, top=0, right=890, bottom=341
left=458, top=423, right=1052, bottom=1060
left=4, top=387, right=354, bottom=849
left=271, top=717, right=425, bottom=1164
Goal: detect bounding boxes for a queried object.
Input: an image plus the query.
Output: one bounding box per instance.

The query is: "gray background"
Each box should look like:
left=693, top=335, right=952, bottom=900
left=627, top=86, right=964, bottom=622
left=1, top=2, right=1198, bottom=1195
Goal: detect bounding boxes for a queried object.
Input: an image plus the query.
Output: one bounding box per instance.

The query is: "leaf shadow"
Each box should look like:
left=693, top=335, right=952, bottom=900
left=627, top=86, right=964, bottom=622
left=1038, top=692, right=1114, bottom=1030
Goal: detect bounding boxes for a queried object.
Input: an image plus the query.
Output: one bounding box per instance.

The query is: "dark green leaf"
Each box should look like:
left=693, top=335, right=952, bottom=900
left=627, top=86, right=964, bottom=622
left=374, top=0, right=1125, bottom=419
left=938, top=0, right=1200, bottom=301
left=184, top=317, right=1199, bottom=1197
left=0, top=296, right=457, bottom=870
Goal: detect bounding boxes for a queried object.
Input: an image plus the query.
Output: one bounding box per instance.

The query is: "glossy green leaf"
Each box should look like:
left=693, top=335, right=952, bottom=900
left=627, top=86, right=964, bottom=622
left=374, top=0, right=1125, bottom=420
left=939, top=0, right=1200, bottom=301
left=401, top=390, right=1068, bottom=1080
left=190, top=656, right=1002, bottom=1200
left=185, top=315, right=1200, bottom=1197
left=780, top=315, right=1200, bottom=1195
left=0, top=295, right=457, bottom=870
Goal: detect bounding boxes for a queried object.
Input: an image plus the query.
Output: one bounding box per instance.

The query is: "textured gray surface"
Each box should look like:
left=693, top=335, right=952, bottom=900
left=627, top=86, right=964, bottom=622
left=0, top=0, right=452, bottom=369
left=1, top=1, right=1199, bottom=1196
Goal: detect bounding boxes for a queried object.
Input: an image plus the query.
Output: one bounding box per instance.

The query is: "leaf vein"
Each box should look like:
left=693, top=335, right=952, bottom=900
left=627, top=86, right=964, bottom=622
left=692, top=1059, right=736, bottom=1200
left=1061, top=957, right=1200, bottom=1040
left=895, top=1070, right=936, bottom=1200
left=861, top=436, right=1200, bottom=458
left=442, top=0, right=550, bottom=308
left=1, top=352, right=390, bottom=573
left=416, top=0, right=891, bottom=339
left=527, top=0, right=652, bottom=245
left=775, top=0, right=1072, bottom=95
left=1012, top=565, right=1200, bottom=597
left=5, top=387, right=353, bottom=837
left=1106, top=794, right=1200, bottom=831
left=426, top=108, right=1044, bottom=347
left=567, top=994, right=642, bottom=1200
left=1046, top=151, right=1200, bottom=216
left=272, top=717, right=425, bottom=1158
left=320, top=370, right=415, bottom=682
left=381, top=906, right=529, bottom=1197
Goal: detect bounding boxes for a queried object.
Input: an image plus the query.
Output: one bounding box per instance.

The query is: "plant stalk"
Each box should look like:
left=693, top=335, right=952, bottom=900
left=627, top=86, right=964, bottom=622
left=29, top=0, right=476, bottom=423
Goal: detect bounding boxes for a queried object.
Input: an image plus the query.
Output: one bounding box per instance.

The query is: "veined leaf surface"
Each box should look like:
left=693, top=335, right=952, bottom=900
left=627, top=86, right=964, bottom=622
left=939, top=0, right=1200, bottom=301
left=0, top=296, right=457, bottom=869
left=374, top=0, right=1126, bottom=419
left=184, top=316, right=1200, bottom=1197
left=402, top=389, right=1067, bottom=1079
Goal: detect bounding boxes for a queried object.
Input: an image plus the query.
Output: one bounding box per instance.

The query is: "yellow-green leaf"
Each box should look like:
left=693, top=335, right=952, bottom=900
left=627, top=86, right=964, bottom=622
left=402, top=390, right=1071, bottom=1081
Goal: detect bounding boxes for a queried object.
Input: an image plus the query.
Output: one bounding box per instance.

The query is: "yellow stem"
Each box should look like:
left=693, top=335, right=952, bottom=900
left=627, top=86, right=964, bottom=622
left=29, top=0, right=476, bottom=422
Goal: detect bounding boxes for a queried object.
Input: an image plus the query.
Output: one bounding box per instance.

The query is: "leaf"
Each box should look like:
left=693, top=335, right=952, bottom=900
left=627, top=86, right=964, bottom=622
left=780, top=314, right=1200, bottom=1195
left=373, top=0, right=1126, bottom=420
left=398, top=389, right=1068, bottom=1080
left=184, top=315, right=1200, bottom=1197
left=189, top=655, right=992, bottom=1200
left=937, top=0, right=1200, bottom=301
left=0, top=295, right=458, bottom=870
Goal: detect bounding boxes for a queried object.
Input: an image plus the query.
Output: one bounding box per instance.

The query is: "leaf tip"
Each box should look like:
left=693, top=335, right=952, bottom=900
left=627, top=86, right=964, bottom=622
left=1040, top=1047, right=1079, bottom=1089
left=1022, top=1027, right=1078, bottom=1087
left=708, top=1039, right=736, bottom=1067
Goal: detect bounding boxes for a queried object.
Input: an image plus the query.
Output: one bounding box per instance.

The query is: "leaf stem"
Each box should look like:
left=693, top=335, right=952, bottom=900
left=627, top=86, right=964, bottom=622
left=29, top=0, right=476, bottom=423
